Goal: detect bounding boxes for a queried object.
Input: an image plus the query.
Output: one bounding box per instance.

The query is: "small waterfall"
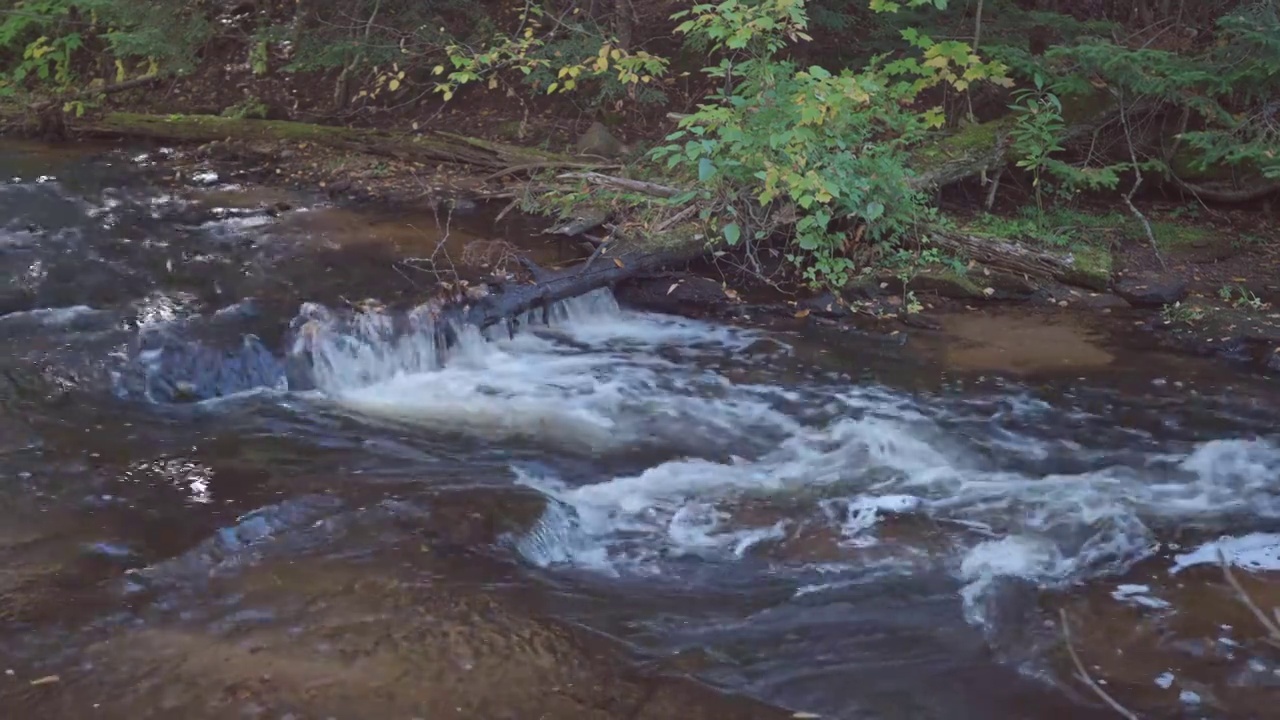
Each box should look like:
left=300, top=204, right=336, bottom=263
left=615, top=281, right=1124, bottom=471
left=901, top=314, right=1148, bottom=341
left=288, top=288, right=624, bottom=395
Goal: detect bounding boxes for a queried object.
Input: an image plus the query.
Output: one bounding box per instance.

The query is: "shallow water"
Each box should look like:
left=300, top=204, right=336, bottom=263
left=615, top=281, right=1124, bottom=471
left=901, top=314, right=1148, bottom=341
left=1, top=139, right=1278, bottom=719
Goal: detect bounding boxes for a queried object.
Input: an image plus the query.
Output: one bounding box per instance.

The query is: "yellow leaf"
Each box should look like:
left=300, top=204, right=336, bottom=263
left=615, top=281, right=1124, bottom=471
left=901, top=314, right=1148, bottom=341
left=29, top=676, right=60, bottom=686
left=487, top=76, right=498, bottom=89
left=432, top=65, right=445, bottom=75
left=443, top=90, right=454, bottom=101
left=389, top=78, right=401, bottom=91
left=564, top=79, right=576, bottom=90
left=613, top=258, right=624, bottom=268
left=794, top=309, right=810, bottom=318
left=547, top=82, right=559, bottom=94
left=114, top=59, right=126, bottom=83
left=397, top=71, right=406, bottom=80
left=610, top=49, right=622, bottom=60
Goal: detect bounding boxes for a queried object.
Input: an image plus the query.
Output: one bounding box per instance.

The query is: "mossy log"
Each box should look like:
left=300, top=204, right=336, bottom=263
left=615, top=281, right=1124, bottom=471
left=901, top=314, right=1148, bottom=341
left=23, top=111, right=604, bottom=172
left=926, top=230, right=1109, bottom=290
left=906, top=99, right=1157, bottom=193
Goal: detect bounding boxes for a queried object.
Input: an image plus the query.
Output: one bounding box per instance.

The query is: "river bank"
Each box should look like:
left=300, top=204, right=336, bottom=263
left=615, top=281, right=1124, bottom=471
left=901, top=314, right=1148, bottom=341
left=13, top=109, right=1273, bottom=379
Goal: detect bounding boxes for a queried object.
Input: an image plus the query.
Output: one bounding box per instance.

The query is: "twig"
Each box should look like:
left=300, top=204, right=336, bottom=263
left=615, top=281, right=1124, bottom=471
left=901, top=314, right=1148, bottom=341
left=1117, top=92, right=1165, bottom=269
left=1219, top=549, right=1280, bottom=649
left=966, top=0, right=984, bottom=123
left=494, top=197, right=520, bottom=223
left=653, top=203, right=699, bottom=233
left=1059, top=609, right=1142, bottom=720
left=481, top=161, right=621, bottom=183
left=556, top=172, right=681, bottom=198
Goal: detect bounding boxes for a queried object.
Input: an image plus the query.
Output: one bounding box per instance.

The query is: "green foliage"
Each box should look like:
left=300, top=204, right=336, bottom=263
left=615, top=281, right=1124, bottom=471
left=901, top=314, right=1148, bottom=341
left=1218, top=284, right=1271, bottom=311
left=428, top=4, right=668, bottom=108
left=993, top=1, right=1280, bottom=183
left=1161, top=301, right=1206, bottom=325
left=221, top=97, right=268, bottom=120
left=642, top=0, right=1019, bottom=289
left=0, top=0, right=210, bottom=95
left=1007, top=79, right=1066, bottom=214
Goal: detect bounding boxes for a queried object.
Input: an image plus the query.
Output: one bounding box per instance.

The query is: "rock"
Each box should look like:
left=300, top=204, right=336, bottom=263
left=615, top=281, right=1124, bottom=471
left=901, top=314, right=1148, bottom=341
left=900, top=313, right=941, bottom=330
left=1266, top=347, right=1280, bottom=374
left=980, top=269, right=1039, bottom=299
left=797, top=292, right=843, bottom=317
left=1114, top=273, right=1188, bottom=307
left=615, top=274, right=727, bottom=314
left=574, top=121, right=629, bottom=158
left=899, top=269, right=985, bottom=300
left=1073, top=292, right=1131, bottom=311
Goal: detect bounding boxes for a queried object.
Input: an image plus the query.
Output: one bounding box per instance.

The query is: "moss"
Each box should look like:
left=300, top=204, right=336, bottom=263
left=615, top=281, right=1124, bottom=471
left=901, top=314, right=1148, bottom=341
left=910, top=117, right=1011, bottom=172
left=96, top=112, right=357, bottom=143
left=1149, top=221, right=1213, bottom=249
left=1057, top=88, right=1112, bottom=125
left=1063, top=243, right=1112, bottom=291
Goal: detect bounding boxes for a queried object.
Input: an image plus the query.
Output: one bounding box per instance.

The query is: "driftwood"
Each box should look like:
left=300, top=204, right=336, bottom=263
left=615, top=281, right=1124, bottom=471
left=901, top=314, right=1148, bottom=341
left=452, top=236, right=709, bottom=332
left=556, top=171, right=682, bottom=198
left=1173, top=176, right=1280, bottom=204
left=926, top=231, right=1083, bottom=284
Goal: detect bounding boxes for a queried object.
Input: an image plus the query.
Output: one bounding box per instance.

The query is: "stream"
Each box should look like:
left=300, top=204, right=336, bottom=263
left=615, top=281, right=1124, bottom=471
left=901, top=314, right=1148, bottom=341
left=1, top=139, right=1279, bottom=719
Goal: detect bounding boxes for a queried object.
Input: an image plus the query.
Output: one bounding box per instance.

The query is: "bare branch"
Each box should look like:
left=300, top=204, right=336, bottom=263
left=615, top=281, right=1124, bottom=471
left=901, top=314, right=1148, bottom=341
left=1219, top=549, right=1280, bottom=649
left=1059, top=609, right=1142, bottom=720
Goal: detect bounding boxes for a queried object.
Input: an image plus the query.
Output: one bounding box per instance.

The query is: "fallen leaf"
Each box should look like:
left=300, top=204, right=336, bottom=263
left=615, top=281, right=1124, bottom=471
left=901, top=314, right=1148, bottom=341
left=613, top=258, right=624, bottom=268
left=666, top=283, right=680, bottom=295
left=983, top=287, right=995, bottom=297
left=792, top=713, right=821, bottom=719
left=794, top=309, right=810, bottom=318
left=29, top=676, right=60, bottom=686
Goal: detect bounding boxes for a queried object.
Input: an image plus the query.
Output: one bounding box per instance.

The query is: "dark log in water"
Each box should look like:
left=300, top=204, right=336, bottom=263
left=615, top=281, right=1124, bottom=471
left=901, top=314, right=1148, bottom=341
left=454, top=236, right=710, bottom=331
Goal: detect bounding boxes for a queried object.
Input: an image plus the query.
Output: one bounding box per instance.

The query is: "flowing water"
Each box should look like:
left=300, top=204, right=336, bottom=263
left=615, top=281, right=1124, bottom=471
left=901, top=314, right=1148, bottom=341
left=1, top=139, right=1278, bottom=719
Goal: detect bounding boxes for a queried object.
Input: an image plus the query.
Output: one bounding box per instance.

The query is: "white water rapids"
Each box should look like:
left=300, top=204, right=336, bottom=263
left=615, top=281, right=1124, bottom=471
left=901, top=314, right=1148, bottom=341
left=289, top=289, right=1280, bottom=632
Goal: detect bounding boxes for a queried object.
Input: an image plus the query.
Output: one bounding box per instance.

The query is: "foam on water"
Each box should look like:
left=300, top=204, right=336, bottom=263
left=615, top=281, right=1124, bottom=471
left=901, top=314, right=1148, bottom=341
left=291, top=289, right=798, bottom=452
left=286, top=287, right=1280, bottom=634
left=1171, top=532, right=1280, bottom=574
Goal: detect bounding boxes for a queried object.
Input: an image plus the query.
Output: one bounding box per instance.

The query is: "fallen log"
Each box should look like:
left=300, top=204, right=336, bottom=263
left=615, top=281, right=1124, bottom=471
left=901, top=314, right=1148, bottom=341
left=454, top=234, right=711, bottom=331
left=925, top=230, right=1110, bottom=291
left=0, top=110, right=610, bottom=175
left=906, top=99, right=1158, bottom=191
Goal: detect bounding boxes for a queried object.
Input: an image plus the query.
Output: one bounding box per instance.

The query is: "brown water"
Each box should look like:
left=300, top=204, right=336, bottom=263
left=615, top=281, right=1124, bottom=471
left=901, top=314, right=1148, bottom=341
left=1, top=140, right=1278, bottom=720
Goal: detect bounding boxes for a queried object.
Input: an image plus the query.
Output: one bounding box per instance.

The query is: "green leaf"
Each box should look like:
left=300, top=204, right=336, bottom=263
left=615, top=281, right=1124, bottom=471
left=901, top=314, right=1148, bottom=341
left=698, top=157, right=717, bottom=182
left=865, top=201, right=885, bottom=221
left=723, top=223, right=741, bottom=245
